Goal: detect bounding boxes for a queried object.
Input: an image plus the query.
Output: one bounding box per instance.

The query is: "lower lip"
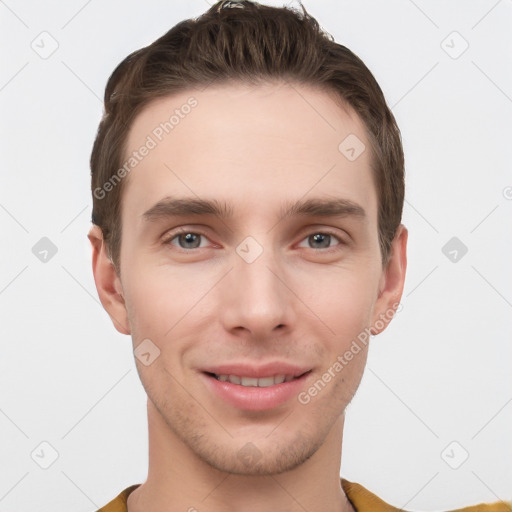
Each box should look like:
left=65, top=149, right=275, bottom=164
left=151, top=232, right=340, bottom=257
left=202, top=373, right=309, bottom=411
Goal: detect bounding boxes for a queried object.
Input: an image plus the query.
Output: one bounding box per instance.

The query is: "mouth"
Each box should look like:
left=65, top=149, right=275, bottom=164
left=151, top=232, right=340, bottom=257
left=201, top=365, right=312, bottom=411
left=206, top=372, right=307, bottom=387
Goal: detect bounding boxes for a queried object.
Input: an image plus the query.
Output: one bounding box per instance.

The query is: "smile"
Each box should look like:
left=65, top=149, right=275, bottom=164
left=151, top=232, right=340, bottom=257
left=211, top=374, right=298, bottom=387
left=201, top=365, right=312, bottom=411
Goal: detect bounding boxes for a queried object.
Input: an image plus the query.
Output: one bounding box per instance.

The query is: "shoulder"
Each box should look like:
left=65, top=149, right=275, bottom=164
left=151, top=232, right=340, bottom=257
left=341, top=478, right=512, bottom=512
left=94, top=480, right=511, bottom=512
left=96, top=484, right=141, bottom=512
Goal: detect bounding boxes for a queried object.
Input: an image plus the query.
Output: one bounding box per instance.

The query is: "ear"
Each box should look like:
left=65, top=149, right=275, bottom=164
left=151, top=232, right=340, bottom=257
left=370, top=224, right=408, bottom=335
left=88, top=225, right=131, bottom=335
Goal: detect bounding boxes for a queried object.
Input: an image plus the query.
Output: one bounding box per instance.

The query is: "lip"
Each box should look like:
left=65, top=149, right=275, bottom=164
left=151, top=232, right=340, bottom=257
left=200, top=362, right=311, bottom=412
left=202, top=362, right=310, bottom=379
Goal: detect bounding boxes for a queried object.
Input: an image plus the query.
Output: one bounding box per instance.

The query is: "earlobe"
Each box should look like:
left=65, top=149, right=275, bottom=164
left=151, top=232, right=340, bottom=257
left=371, top=224, right=408, bottom=335
left=88, top=225, right=131, bottom=335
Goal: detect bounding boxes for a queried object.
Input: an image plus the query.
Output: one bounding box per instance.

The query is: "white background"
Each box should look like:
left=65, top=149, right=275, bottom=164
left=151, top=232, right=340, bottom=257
left=0, top=1, right=511, bottom=511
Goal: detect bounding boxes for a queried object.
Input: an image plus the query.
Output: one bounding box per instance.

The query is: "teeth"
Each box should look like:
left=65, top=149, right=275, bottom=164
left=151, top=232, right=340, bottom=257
left=241, top=377, right=258, bottom=387
left=257, top=377, right=275, bottom=387
left=214, top=374, right=295, bottom=387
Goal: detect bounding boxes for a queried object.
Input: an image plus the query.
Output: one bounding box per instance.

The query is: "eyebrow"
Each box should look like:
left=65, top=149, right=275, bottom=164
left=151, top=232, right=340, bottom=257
left=141, top=196, right=366, bottom=223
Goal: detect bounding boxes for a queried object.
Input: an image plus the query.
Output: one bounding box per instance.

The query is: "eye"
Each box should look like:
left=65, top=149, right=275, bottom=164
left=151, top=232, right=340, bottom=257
left=162, top=229, right=347, bottom=253
left=164, top=230, right=210, bottom=250
left=297, top=231, right=344, bottom=251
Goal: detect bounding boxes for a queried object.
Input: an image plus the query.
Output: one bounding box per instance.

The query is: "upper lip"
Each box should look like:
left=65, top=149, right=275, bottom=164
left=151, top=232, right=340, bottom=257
left=202, top=362, right=311, bottom=379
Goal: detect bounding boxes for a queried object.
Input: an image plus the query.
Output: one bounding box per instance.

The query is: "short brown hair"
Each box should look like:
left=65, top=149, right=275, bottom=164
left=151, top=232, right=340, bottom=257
left=90, top=0, right=404, bottom=273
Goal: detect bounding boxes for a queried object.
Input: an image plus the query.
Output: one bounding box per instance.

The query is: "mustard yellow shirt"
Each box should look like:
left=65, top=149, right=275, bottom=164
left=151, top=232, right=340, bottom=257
left=97, top=479, right=512, bottom=511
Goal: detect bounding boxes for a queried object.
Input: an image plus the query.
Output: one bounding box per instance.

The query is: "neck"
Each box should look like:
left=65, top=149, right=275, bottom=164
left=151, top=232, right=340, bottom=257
left=127, top=399, right=355, bottom=512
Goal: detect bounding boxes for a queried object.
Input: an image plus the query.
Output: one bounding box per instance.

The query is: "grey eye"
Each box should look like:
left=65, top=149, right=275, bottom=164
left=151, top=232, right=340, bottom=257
left=309, top=233, right=331, bottom=249
left=172, top=233, right=204, bottom=249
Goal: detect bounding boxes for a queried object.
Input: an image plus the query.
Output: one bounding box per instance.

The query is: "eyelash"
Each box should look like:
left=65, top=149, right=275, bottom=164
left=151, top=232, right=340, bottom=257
left=162, top=227, right=347, bottom=253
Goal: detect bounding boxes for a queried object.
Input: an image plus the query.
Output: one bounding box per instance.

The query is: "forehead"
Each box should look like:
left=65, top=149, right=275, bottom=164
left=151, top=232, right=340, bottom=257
left=121, top=81, right=377, bottom=224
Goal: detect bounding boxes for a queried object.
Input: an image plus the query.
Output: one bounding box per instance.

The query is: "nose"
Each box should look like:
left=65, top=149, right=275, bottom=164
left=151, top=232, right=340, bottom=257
left=218, top=243, right=296, bottom=340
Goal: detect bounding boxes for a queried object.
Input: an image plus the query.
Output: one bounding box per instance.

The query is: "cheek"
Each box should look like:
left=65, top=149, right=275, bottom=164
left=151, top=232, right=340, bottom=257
left=122, top=261, right=220, bottom=365
left=122, top=264, right=179, bottom=341
left=305, top=268, right=378, bottom=345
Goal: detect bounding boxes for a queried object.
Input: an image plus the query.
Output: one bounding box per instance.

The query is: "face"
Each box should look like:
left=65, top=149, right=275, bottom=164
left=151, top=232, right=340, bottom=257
left=91, top=81, right=406, bottom=476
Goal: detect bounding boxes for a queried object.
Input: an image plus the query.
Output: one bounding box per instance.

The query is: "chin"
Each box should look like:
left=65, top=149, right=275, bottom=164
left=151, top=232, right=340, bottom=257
left=185, top=428, right=324, bottom=476
left=146, top=373, right=347, bottom=477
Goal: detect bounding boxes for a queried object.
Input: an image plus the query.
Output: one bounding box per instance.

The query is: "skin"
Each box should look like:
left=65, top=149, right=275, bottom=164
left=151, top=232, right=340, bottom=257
left=89, top=81, right=407, bottom=512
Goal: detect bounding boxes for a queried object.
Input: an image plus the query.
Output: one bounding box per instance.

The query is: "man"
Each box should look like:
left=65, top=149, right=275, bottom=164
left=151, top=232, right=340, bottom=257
left=88, top=1, right=510, bottom=510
